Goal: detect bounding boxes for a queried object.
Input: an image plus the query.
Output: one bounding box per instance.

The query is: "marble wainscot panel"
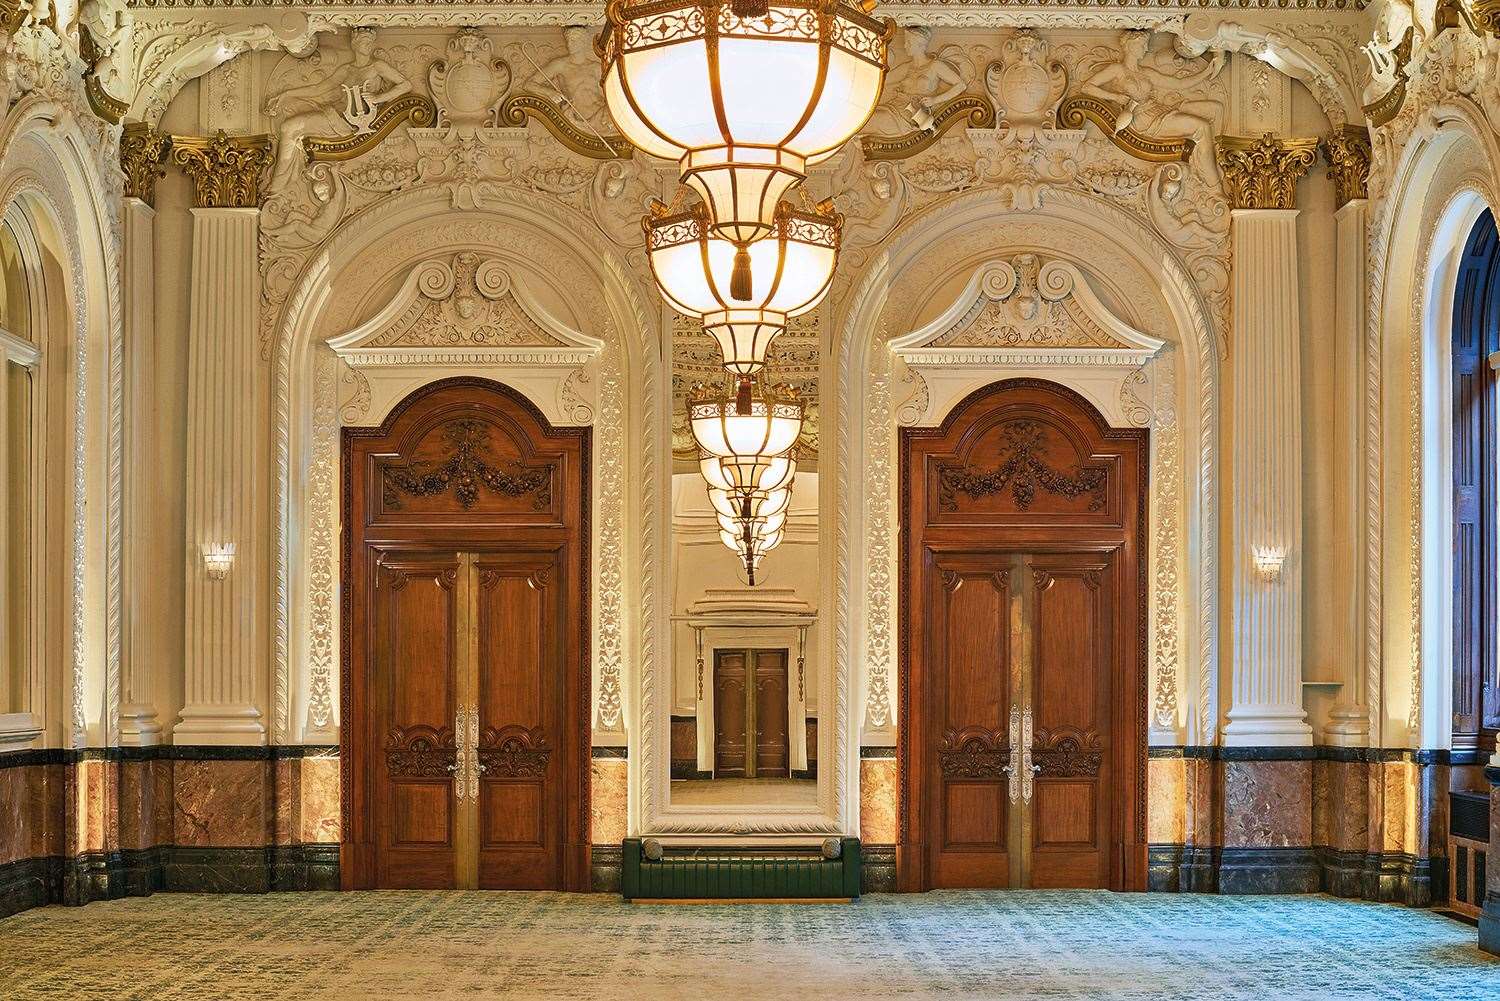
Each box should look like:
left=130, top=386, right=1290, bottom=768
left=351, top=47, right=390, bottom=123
left=860, top=749, right=897, bottom=893
left=170, top=753, right=275, bottom=893
left=1146, top=750, right=1219, bottom=892
left=590, top=748, right=628, bottom=893
left=1219, top=755, right=1316, bottom=894
left=0, top=757, right=65, bottom=918
left=1314, top=756, right=1371, bottom=899
left=270, top=748, right=342, bottom=892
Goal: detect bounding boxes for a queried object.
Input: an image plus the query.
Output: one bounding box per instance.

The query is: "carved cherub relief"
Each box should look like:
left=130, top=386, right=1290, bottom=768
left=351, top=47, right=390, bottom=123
left=1076, top=31, right=1226, bottom=179
left=263, top=27, right=414, bottom=191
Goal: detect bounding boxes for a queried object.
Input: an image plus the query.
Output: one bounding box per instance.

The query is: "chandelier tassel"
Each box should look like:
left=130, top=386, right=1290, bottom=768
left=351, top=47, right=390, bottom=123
left=735, top=375, right=754, bottom=415
left=730, top=243, right=754, bottom=301
left=731, top=0, right=771, bottom=18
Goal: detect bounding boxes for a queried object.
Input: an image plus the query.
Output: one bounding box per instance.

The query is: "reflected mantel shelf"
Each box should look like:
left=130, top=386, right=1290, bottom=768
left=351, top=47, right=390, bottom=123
left=674, top=587, right=818, bottom=629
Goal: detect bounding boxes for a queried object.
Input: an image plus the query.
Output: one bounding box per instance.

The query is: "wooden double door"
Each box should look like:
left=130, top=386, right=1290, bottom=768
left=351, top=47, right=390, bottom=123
left=342, top=379, right=589, bottom=891
left=900, top=380, right=1147, bottom=892
left=714, top=649, right=790, bottom=778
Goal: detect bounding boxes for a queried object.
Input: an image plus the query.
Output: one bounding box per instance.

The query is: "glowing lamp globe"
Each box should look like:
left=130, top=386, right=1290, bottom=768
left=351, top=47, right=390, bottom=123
left=718, top=507, right=788, bottom=539
left=598, top=0, right=892, bottom=244
left=699, top=453, right=795, bottom=496
left=707, top=483, right=792, bottom=521
left=647, top=199, right=840, bottom=395
left=690, top=390, right=803, bottom=492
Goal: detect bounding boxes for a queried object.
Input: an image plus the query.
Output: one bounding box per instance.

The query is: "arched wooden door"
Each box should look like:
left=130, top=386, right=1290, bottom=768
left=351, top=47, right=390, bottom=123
left=341, top=378, right=590, bottom=891
left=899, top=379, right=1147, bottom=892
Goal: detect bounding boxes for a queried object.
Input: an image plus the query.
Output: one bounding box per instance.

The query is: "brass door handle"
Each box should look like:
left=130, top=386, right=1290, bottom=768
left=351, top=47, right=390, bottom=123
left=454, top=706, right=480, bottom=802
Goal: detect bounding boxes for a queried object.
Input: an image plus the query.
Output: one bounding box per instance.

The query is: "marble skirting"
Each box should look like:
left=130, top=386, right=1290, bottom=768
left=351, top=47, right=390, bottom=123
left=0, top=747, right=343, bottom=920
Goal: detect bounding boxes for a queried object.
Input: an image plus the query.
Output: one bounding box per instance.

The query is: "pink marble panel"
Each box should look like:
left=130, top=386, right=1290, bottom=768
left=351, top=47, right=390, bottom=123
left=1222, top=760, right=1312, bottom=848
left=300, top=756, right=341, bottom=844
left=118, top=760, right=157, bottom=852
left=1182, top=758, right=1217, bottom=846
left=590, top=758, right=627, bottom=846
left=174, top=759, right=272, bottom=847
left=0, top=766, right=28, bottom=865
left=860, top=758, right=897, bottom=846
left=1380, top=760, right=1416, bottom=854
left=274, top=758, right=300, bottom=845
left=1148, top=757, right=1186, bottom=843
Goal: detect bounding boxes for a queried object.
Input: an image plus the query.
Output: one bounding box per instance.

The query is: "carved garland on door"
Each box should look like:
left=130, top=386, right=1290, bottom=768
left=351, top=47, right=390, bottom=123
left=937, top=421, right=1108, bottom=512
left=381, top=419, right=553, bottom=510
left=478, top=725, right=552, bottom=778
left=1031, top=727, right=1104, bottom=778
left=384, top=724, right=459, bottom=778
left=936, top=726, right=1012, bottom=779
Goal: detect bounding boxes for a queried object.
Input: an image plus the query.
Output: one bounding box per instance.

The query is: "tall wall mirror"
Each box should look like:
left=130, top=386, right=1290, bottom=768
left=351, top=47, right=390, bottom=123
left=668, top=311, right=823, bottom=813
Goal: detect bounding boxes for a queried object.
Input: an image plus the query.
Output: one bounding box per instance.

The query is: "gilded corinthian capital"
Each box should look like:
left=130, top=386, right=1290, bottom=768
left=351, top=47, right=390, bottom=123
left=171, top=131, right=275, bottom=209
left=1213, top=133, right=1320, bottom=211
left=1470, top=0, right=1500, bottom=37
left=121, top=124, right=173, bottom=206
left=1320, top=126, right=1372, bottom=208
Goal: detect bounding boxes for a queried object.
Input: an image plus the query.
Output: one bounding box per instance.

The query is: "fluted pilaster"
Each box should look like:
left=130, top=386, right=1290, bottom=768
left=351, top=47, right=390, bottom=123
left=119, top=196, right=162, bottom=746
left=1324, top=196, right=1372, bottom=746
left=175, top=207, right=267, bottom=744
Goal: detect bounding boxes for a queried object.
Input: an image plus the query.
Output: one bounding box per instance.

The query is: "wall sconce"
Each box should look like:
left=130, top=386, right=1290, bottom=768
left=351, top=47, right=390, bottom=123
left=1251, top=546, right=1286, bottom=582
left=201, top=543, right=236, bottom=580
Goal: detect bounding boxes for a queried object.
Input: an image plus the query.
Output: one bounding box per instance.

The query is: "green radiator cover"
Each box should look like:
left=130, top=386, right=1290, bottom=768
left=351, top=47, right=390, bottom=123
left=621, top=838, right=861, bottom=900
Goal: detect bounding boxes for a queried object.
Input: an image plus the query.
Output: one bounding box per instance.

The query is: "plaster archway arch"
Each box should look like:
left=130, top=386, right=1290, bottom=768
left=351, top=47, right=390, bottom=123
left=270, top=187, right=664, bottom=811
left=1371, top=107, right=1500, bottom=752
left=0, top=97, right=123, bottom=750
left=835, top=187, right=1223, bottom=828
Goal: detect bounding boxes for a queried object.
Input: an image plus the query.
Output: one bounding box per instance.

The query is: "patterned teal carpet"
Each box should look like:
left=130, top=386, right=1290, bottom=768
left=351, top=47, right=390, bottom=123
left=1, top=891, right=1496, bottom=1000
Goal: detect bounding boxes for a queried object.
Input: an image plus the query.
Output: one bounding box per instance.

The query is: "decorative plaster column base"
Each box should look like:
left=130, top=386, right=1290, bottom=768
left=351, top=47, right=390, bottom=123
left=119, top=704, right=164, bottom=746
left=1320, top=706, right=1371, bottom=747
left=1221, top=713, right=1313, bottom=747
left=174, top=705, right=267, bottom=746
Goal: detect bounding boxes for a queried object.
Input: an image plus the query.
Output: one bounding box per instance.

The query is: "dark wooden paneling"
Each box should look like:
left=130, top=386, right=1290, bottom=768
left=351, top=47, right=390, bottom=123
left=753, top=651, right=790, bottom=779
left=900, top=379, right=1147, bottom=892
left=714, top=651, right=749, bottom=777
left=343, top=378, right=590, bottom=892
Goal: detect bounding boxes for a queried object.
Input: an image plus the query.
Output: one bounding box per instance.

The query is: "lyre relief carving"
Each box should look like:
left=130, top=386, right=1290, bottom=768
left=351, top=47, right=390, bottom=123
left=1031, top=727, right=1104, bottom=778
left=937, top=421, right=1107, bottom=513
left=937, top=726, right=1011, bottom=779
left=384, top=724, right=458, bottom=778
left=478, top=724, right=551, bottom=778
left=382, top=420, right=552, bottom=511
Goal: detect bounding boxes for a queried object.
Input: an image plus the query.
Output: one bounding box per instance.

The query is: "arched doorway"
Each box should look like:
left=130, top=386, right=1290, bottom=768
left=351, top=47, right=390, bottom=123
left=341, top=377, right=590, bottom=891
left=1451, top=208, right=1499, bottom=755
left=898, top=379, right=1148, bottom=891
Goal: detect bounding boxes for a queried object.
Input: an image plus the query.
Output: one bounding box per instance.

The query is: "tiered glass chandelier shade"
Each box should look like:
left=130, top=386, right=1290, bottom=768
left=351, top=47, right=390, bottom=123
left=598, top=0, right=892, bottom=244
left=647, top=199, right=840, bottom=379
left=689, top=391, right=803, bottom=491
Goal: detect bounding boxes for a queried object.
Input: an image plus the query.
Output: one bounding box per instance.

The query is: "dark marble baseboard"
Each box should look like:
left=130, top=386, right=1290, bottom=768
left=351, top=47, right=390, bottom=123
left=1150, top=843, right=1441, bottom=903
left=591, top=845, right=622, bottom=894
left=1319, top=848, right=1438, bottom=907
left=1480, top=895, right=1500, bottom=956
left=1217, top=847, right=1320, bottom=895
left=670, top=762, right=712, bottom=780
left=1147, top=845, right=1220, bottom=893
left=0, top=845, right=342, bottom=920
left=861, top=845, right=896, bottom=894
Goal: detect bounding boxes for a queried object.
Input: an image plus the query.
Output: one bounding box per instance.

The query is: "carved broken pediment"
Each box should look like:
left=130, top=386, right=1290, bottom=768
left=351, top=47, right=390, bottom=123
left=895, top=255, right=1162, bottom=360
left=328, top=252, right=603, bottom=368
left=890, top=255, right=1164, bottom=428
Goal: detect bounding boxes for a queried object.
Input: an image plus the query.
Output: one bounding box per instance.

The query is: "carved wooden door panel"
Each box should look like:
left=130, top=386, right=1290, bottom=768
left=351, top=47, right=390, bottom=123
left=714, top=651, right=749, bottom=777
left=901, top=380, right=1146, bottom=892
left=925, top=553, right=1017, bottom=889
left=344, top=379, right=589, bottom=892
left=474, top=550, right=564, bottom=890
left=371, top=552, right=464, bottom=890
left=752, top=650, right=790, bottom=778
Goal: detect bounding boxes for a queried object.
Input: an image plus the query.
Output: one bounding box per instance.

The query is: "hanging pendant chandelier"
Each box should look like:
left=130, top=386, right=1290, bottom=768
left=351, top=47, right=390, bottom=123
left=599, top=0, right=891, bottom=273
left=689, top=387, right=804, bottom=493
left=647, top=198, right=840, bottom=405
